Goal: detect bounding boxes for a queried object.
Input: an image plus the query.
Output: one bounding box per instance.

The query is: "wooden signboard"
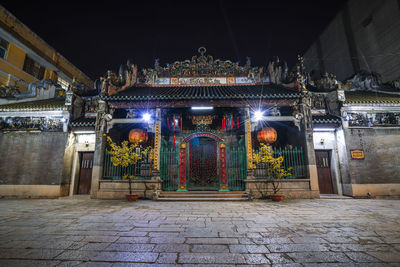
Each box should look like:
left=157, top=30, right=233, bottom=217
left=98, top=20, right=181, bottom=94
left=350, top=149, right=365, bottom=160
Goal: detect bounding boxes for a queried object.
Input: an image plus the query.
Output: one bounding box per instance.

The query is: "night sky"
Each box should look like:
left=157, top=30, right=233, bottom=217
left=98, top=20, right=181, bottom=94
left=2, top=0, right=347, bottom=82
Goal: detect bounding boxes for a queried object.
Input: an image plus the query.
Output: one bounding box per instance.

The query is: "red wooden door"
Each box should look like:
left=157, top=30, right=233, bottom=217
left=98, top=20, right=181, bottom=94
left=188, top=137, right=218, bottom=191
left=315, top=150, right=334, bottom=194
left=78, top=152, right=94, bottom=194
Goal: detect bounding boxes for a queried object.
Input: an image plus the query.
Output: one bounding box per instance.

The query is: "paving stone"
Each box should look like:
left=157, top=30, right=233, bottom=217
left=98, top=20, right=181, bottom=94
left=91, top=251, right=159, bottom=262
left=0, top=198, right=399, bottom=266
left=287, top=252, right=354, bottom=263
left=268, top=243, right=330, bottom=252
left=345, top=252, right=382, bottom=262
left=246, top=244, right=269, bottom=253
left=178, top=252, right=246, bottom=264
left=366, top=251, right=400, bottom=262
left=186, top=238, right=238, bottom=244
left=156, top=252, right=177, bottom=264
left=244, top=253, right=271, bottom=264
left=105, top=243, right=155, bottom=252
left=229, top=244, right=249, bottom=253
left=79, top=242, right=111, bottom=251
left=265, top=253, right=296, bottom=264
left=0, top=259, right=60, bottom=266
left=116, top=237, right=150, bottom=243
left=55, top=251, right=99, bottom=261
left=191, top=244, right=229, bottom=253
left=153, top=244, right=190, bottom=253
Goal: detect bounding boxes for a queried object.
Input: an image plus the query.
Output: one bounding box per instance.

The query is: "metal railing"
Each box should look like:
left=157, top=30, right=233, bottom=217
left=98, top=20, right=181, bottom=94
left=160, top=147, right=179, bottom=191
left=253, top=146, right=306, bottom=179
left=102, top=150, right=153, bottom=180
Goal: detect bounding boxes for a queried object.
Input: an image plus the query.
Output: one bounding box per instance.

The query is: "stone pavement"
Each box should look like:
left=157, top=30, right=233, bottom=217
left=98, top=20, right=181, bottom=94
left=0, top=197, right=399, bottom=266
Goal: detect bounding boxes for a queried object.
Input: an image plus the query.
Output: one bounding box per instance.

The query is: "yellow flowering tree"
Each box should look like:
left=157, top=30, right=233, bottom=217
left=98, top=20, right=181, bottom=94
left=106, top=136, right=153, bottom=194
left=253, top=144, right=291, bottom=195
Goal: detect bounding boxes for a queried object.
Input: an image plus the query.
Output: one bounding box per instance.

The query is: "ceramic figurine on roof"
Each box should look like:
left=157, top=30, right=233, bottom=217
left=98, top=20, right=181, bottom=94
left=101, top=61, right=138, bottom=96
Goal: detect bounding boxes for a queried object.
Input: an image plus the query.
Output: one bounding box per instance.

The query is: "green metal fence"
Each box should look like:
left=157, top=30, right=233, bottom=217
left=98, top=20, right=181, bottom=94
left=160, top=146, right=179, bottom=191
left=103, top=150, right=153, bottom=180
left=253, top=146, right=306, bottom=179
left=226, top=141, right=247, bottom=191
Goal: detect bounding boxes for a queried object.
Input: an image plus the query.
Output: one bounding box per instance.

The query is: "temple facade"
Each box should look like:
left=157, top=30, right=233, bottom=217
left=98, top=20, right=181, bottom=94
left=1, top=47, right=399, bottom=199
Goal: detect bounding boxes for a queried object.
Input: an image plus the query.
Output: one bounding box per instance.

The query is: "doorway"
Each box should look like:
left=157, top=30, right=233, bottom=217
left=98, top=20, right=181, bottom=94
left=188, top=137, right=218, bottom=191
left=315, top=150, right=334, bottom=194
left=77, top=152, right=94, bottom=194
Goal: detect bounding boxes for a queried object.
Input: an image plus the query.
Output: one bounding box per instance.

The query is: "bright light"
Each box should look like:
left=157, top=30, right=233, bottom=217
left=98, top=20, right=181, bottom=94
left=191, top=106, right=214, bottom=110
left=314, top=128, right=336, bottom=132
left=254, top=110, right=264, bottom=121
left=60, top=118, right=66, bottom=123
left=142, top=113, right=151, bottom=122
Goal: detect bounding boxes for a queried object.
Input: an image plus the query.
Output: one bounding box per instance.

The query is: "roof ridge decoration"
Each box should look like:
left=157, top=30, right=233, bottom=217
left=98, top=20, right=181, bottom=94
left=98, top=47, right=305, bottom=96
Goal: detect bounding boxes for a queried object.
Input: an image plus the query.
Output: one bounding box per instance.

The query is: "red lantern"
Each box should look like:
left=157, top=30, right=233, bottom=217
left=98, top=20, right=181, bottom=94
left=129, top=129, right=148, bottom=144
left=257, top=128, right=277, bottom=145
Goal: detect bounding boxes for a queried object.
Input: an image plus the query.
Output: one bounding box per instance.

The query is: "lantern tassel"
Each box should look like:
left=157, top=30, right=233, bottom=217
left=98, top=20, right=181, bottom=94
left=231, top=115, right=233, bottom=130
left=173, top=134, right=176, bottom=149
left=167, top=118, right=170, bottom=128
left=230, top=134, right=233, bottom=147
left=237, top=117, right=239, bottom=129
left=173, top=115, right=175, bottom=131
left=180, top=117, right=182, bottom=132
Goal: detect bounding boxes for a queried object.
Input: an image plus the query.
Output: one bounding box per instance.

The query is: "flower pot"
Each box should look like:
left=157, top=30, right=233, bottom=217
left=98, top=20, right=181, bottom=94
left=125, top=194, right=139, bottom=201
left=270, top=195, right=284, bottom=202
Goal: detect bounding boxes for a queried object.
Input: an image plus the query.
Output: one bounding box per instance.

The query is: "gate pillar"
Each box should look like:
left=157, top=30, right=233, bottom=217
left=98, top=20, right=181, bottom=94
left=177, top=143, right=187, bottom=191
left=219, top=143, right=229, bottom=191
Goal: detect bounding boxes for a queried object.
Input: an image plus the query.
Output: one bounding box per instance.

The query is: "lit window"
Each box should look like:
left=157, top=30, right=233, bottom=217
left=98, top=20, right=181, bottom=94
left=0, top=37, right=9, bottom=59
left=57, top=76, right=70, bottom=90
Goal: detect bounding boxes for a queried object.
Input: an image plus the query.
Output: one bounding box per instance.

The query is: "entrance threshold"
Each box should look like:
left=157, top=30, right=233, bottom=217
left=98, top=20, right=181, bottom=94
left=157, top=191, right=248, bottom=201
left=320, top=194, right=353, bottom=199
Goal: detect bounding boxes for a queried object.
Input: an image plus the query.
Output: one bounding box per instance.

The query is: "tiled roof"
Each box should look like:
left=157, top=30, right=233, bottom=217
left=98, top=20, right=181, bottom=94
left=70, top=117, right=96, bottom=127
left=0, top=98, right=66, bottom=111
left=102, top=84, right=303, bottom=101
left=344, top=91, right=400, bottom=104
left=312, top=114, right=341, bottom=124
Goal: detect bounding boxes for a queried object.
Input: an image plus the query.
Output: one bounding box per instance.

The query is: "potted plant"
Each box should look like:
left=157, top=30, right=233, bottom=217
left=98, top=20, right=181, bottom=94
left=253, top=144, right=291, bottom=201
left=122, top=174, right=139, bottom=201
left=106, top=136, right=152, bottom=201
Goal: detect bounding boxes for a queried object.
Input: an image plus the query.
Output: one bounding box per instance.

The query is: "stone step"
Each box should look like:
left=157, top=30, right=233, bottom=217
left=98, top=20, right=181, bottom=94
left=157, top=197, right=248, bottom=201
left=157, top=191, right=248, bottom=201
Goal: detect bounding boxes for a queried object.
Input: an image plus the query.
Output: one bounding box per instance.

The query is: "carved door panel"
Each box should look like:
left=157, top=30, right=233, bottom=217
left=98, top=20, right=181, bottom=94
left=78, top=152, right=94, bottom=194
left=315, top=150, right=334, bottom=194
left=188, top=137, right=218, bottom=191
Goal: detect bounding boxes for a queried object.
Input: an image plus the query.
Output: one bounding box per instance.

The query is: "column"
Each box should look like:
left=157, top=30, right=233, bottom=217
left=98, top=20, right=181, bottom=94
left=177, top=143, right=187, bottom=191
left=219, top=143, right=229, bottom=191
left=245, top=112, right=253, bottom=170
left=153, top=108, right=161, bottom=171
left=301, top=96, right=320, bottom=198
left=90, top=99, right=107, bottom=198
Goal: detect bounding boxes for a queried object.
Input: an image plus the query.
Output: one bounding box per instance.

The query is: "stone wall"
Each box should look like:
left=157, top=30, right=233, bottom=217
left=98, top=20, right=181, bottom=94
left=345, top=128, right=400, bottom=184
left=343, top=127, right=400, bottom=197
left=0, top=132, right=68, bottom=190
left=246, top=179, right=319, bottom=199
left=96, top=179, right=162, bottom=199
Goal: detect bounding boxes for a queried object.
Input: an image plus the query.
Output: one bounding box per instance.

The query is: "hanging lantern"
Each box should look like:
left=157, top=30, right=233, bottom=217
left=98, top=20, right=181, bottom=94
left=257, top=128, right=277, bottom=145
left=129, top=129, right=148, bottom=144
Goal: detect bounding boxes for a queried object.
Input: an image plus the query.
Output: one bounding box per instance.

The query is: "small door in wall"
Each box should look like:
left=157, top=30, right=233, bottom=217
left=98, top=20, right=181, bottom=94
left=315, top=150, right=334, bottom=194
left=78, top=152, right=94, bottom=194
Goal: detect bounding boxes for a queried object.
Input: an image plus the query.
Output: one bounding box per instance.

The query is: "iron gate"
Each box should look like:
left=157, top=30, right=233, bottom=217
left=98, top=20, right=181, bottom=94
left=226, top=138, right=247, bottom=191
left=160, top=142, right=179, bottom=191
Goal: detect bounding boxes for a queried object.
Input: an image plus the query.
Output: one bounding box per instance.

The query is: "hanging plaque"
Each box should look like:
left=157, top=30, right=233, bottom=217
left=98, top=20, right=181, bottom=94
left=350, top=149, right=365, bottom=160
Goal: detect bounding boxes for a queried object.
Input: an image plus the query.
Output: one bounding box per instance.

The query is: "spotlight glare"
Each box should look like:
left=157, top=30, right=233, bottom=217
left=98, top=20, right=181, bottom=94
left=254, top=110, right=264, bottom=121
left=142, top=113, right=151, bottom=122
